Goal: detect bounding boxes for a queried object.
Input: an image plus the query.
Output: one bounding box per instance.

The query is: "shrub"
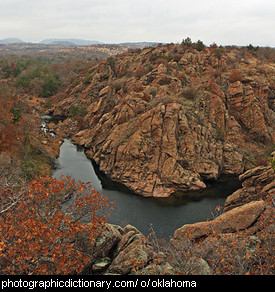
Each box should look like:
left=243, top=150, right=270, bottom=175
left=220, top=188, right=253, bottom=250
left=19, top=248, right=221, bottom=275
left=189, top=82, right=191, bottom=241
left=215, top=127, right=225, bottom=141
left=270, top=156, right=275, bottom=171
left=158, top=76, right=171, bottom=85
left=106, top=57, right=115, bottom=71
left=177, top=73, right=188, bottom=86
left=0, top=176, right=112, bottom=274
left=181, top=37, right=192, bottom=47
left=182, top=87, right=197, bottom=100
left=164, top=54, right=173, bottom=62
left=214, top=48, right=223, bottom=59
left=196, top=40, right=205, bottom=52
left=68, top=103, right=87, bottom=118
left=40, top=75, right=60, bottom=98
left=133, top=84, right=144, bottom=92
left=228, top=69, right=242, bottom=83
left=83, top=73, right=93, bottom=84
left=10, top=104, right=23, bottom=123
left=149, top=87, right=157, bottom=97
left=112, top=79, right=123, bottom=93
left=173, top=54, right=183, bottom=63
left=246, top=44, right=259, bottom=52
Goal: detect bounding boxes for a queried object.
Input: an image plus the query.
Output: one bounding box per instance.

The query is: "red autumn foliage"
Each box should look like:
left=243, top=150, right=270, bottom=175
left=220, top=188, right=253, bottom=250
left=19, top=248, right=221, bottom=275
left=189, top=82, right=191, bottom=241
left=0, top=175, right=112, bottom=274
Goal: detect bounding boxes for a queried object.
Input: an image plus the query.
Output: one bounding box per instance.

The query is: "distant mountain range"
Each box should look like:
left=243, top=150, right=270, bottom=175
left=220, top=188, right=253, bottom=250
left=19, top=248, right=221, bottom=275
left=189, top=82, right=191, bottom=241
left=0, top=38, right=160, bottom=48
left=39, top=38, right=103, bottom=46
left=0, top=38, right=103, bottom=46
left=120, top=42, right=161, bottom=49
left=0, top=38, right=26, bottom=44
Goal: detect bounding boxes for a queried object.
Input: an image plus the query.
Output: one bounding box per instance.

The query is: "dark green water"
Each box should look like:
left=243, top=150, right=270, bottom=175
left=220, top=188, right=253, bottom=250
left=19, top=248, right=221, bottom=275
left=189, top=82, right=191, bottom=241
left=53, top=139, right=241, bottom=238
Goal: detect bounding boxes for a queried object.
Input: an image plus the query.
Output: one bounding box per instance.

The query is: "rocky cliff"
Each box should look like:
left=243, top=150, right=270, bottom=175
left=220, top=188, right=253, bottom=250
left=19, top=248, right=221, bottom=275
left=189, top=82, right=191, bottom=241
left=170, top=164, right=274, bottom=275
left=77, top=164, right=274, bottom=275
left=50, top=43, right=275, bottom=197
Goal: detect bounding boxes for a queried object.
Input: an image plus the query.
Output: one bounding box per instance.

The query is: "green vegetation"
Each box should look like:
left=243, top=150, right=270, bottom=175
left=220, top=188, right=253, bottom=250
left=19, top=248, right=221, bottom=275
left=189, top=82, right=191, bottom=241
left=20, top=132, right=54, bottom=180
left=195, top=40, right=205, bottom=52
left=0, top=58, right=32, bottom=78
left=15, top=65, right=60, bottom=97
left=181, top=37, right=205, bottom=51
left=0, top=50, right=99, bottom=98
left=107, top=56, right=116, bottom=71
left=40, top=75, right=60, bottom=97
left=68, top=103, right=87, bottom=117
left=246, top=44, right=259, bottom=52
left=271, top=156, right=275, bottom=171
left=181, top=37, right=192, bottom=47
left=10, top=104, right=23, bottom=123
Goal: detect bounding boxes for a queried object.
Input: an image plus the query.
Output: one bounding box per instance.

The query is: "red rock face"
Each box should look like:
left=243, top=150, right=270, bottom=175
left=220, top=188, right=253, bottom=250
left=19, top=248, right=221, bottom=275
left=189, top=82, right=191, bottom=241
left=224, top=165, right=275, bottom=212
left=172, top=200, right=266, bottom=241
left=52, top=44, right=275, bottom=197
left=170, top=164, right=274, bottom=275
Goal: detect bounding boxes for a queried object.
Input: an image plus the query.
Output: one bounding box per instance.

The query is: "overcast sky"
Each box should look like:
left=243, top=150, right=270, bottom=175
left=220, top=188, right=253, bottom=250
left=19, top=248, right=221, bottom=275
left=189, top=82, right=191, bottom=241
left=0, top=0, right=274, bottom=46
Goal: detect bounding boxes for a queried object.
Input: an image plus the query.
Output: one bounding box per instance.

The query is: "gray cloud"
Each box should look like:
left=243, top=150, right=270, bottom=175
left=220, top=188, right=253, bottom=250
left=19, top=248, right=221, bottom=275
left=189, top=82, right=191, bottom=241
left=0, top=0, right=274, bottom=46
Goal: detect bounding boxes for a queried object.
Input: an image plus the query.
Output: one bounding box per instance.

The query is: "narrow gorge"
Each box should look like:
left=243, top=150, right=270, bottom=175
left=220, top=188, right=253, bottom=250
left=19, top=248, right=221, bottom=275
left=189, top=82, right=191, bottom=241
left=49, top=43, right=274, bottom=198
left=2, top=42, right=273, bottom=275
left=42, top=43, right=274, bottom=274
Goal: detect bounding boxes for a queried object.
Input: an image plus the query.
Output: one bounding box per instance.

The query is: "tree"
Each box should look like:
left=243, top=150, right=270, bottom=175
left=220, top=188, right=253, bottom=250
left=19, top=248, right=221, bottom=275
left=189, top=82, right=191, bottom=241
left=0, top=176, right=112, bottom=274
left=196, top=40, right=205, bottom=52
left=40, top=75, right=60, bottom=98
left=10, top=104, right=23, bottom=124
left=246, top=44, right=259, bottom=52
left=106, top=57, right=116, bottom=71
left=181, top=37, right=192, bottom=47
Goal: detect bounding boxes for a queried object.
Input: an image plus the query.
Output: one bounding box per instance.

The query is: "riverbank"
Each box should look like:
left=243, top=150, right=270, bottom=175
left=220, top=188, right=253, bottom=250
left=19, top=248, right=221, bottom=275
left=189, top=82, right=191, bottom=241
left=49, top=138, right=274, bottom=275
left=53, top=43, right=275, bottom=198
left=53, top=139, right=241, bottom=238
left=1, top=41, right=274, bottom=275
left=31, top=39, right=275, bottom=273
left=78, top=163, right=274, bottom=275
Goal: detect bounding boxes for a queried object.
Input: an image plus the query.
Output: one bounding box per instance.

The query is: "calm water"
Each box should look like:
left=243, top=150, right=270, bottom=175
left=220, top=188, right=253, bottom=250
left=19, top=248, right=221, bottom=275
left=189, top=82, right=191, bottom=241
left=53, top=139, right=241, bottom=238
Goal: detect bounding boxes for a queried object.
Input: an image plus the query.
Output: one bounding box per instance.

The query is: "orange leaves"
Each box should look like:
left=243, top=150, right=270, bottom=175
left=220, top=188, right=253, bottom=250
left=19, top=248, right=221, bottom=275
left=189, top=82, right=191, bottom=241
left=0, top=241, right=5, bottom=252
left=216, top=205, right=222, bottom=212
left=0, top=175, right=112, bottom=275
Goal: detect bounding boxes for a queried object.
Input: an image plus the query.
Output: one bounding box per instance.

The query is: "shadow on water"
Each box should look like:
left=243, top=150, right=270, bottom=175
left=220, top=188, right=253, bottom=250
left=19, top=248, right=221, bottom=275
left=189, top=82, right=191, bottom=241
left=151, top=176, right=242, bottom=207
left=92, top=158, right=241, bottom=207
left=53, top=139, right=242, bottom=239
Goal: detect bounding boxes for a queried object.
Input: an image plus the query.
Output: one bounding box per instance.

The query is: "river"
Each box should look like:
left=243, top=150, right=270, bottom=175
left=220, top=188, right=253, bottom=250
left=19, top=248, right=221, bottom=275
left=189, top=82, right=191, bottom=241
left=53, top=139, right=241, bottom=238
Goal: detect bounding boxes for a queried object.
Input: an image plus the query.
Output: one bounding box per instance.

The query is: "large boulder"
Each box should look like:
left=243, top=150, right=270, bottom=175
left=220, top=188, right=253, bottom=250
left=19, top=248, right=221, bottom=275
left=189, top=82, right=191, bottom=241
left=106, top=225, right=154, bottom=274
left=79, top=223, right=123, bottom=274
left=172, top=200, right=265, bottom=242
left=80, top=224, right=172, bottom=275
left=224, top=166, right=274, bottom=212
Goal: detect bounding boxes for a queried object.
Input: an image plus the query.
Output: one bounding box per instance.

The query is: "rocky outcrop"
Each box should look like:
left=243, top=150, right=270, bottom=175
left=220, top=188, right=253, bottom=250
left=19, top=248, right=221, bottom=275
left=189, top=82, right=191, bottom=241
left=224, top=165, right=275, bottom=212
left=79, top=223, right=176, bottom=275
left=170, top=165, right=274, bottom=274
left=51, top=43, right=275, bottom=197
left=172, top=200, right=265, bottom=242
left=79, top=222, right=215, bottom=275
left=78, top=164, right=274, bottom=275
left=172, top=165, right=274, bottom=244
